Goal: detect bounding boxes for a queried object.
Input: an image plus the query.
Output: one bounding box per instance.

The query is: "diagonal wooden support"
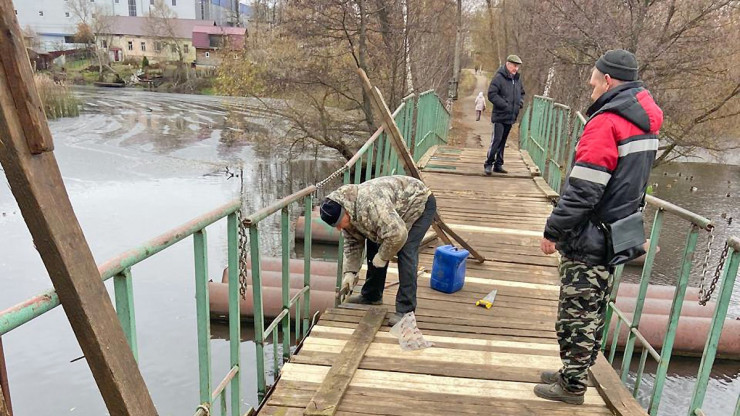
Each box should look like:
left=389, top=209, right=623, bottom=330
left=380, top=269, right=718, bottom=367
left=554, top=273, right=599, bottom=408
left=304, top=307, right=386, bottom=416
left=0, top=2, right=158, bottom=415
left=356, top=69, right=485, bottom=263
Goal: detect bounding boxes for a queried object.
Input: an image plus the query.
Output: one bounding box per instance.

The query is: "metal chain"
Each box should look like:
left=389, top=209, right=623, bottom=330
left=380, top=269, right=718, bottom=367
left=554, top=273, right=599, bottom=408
left=699, top=241, right=730, bottom=306
left=698, top=228, right=715, bottom=301
left=236, top=166, right=249, bottom=300
left=236, top=208, right=250, bottom=300
left=315, top=164, right=348, bottom=191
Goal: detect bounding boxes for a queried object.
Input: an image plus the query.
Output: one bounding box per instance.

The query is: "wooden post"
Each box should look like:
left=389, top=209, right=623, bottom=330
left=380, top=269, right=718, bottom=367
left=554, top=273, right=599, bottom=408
left=356, top=69, right=485, bottom=263
left=0, top=2, right=158, bottom=415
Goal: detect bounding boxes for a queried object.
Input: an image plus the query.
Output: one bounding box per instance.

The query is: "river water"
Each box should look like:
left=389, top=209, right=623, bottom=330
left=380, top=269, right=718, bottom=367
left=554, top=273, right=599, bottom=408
left=0, top=88, right=342, bottom=415
left=0, top=88, right=738, bottom=415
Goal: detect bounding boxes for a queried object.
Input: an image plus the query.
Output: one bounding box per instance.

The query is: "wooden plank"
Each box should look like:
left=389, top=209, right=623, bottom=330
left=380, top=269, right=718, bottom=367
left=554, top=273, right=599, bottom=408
left=417, top=144, right=439, bottom=169
left=304, top=307, right=386, bottom=415
left=589, top=355, right=649, bottom=415
left=534, top=176, right=560, bottom=201
left=520, top=150, right=542, bottom=176
left=271, top=384, right=613, bottom=416
left=0, top=1, right=54, bottom=154
left=284, top=363, right=608, bottom=407
left=0, top=3, right=157, bottom=415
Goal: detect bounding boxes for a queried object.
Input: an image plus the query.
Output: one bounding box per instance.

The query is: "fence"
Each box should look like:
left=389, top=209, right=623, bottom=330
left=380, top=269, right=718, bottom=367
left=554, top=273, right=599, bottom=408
left=522, top=95, right=740, bottom=416
left=0, top=89, right=450, bottom=415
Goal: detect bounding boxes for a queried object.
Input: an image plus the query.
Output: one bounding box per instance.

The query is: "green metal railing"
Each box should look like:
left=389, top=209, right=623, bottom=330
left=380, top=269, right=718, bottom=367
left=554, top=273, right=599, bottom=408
left=0, top=88, right=451, bottom=414
left=413, top=90, right=450, bottom=161
left=0, top=199, right=247, bottom=416
left=519, top=95, right=578, bottom=193
left=524, top=95, right=740, bottom=415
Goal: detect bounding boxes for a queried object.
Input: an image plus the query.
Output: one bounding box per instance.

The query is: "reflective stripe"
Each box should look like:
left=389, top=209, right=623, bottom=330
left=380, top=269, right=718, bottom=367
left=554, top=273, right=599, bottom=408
left=618, top=139, right=659, bottom=157
left=569, top=166, right=611, bottom=185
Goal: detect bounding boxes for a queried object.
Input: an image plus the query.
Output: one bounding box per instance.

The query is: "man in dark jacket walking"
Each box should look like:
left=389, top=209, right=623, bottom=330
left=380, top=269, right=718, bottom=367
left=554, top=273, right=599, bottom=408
left=483, top=54, right=525, bottom=175
left=535, top=50, right=663, bottom=404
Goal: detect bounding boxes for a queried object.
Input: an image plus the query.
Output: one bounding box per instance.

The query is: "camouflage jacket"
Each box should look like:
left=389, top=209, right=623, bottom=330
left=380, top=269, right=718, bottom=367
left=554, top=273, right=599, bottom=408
left=326, top=176, right=431, bottom=274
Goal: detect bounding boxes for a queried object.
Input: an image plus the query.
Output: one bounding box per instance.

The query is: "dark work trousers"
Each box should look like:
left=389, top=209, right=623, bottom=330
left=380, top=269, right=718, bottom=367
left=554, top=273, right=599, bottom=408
left=476, top=110, right=482, bottom=121
left=360, top=195, right=437, bottom=314
left=484, top=122, right=513, bottom=169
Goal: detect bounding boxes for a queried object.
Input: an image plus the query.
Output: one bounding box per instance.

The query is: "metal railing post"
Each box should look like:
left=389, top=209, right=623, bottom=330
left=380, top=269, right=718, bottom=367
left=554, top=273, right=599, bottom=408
left=688, top=239, right=740, bottom=415
left=649, top=224, right=700, bottom=414
left=113, top=268, right=138, bottom=361
left=248, top=223, right=266, bottom=400
left=226, top=213, right=241, bottom=412
left=620, top=209, right=664, bottom=381
left=193, top=229, right=212, bottom=408
left=303, top=196, right=312, bottom=337
left=0, top=337, right=11, bottom=416
left=280, top=208, right=291, bottom=363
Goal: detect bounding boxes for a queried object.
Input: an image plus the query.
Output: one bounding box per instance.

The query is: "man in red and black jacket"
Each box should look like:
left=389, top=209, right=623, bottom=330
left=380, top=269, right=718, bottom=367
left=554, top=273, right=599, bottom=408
left=535, top=50, right=664, bottom=404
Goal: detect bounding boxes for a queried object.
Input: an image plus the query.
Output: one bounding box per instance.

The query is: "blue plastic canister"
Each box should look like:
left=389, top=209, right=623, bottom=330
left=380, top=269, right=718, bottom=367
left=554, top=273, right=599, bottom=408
left=430, top=245, right=469, bottom=293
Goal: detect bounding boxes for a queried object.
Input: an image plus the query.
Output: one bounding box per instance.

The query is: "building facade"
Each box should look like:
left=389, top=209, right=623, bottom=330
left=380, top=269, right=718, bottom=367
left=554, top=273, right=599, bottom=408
left=14, top=0, right=249, bottom=52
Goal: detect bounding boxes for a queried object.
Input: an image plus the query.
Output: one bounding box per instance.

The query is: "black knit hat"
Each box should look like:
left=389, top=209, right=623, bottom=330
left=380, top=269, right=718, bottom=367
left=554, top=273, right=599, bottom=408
left=319, top=198, right=344, bottom=227
left=595, top=49, right=639, bottom=81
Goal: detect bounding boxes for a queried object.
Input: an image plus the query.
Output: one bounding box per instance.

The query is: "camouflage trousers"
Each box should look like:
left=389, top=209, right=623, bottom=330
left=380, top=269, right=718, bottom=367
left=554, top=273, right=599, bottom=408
left=555, top=258, right=613, bottom=394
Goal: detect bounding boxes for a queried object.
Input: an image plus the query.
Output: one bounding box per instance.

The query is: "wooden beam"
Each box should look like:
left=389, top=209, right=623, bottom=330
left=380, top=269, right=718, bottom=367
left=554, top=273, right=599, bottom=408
left=304, top=306, right=386, bottom=416
left=434, top=215, right=486, bottom=262
left=0, top=1, right=53, bottom=154
left=0, top=2, right=158, bottom=415
left=589, top=355, right=648, bottom=416
left=356, top=68, right=484, bottom=263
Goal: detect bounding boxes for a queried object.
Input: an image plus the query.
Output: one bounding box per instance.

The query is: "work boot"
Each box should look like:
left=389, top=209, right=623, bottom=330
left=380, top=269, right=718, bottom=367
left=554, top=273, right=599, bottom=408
left=388, top=312, right=404, bottom=326
left=346, top=294, right=382, bottom=305
left=484, top=165, right=492, bottom=176
left=540, top=370, right=560, bottom=384
left=493, top=166, right=508, bottom=174
left=533, top=383, right=584, bottom=405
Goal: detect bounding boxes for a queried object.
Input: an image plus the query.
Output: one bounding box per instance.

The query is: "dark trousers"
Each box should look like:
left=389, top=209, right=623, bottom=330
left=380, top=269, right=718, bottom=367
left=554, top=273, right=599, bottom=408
left=484, top=122, right=512, bottom=168
left=361, top=195, right=437, bottom=314
left=475, top=110, right=482, bottom=121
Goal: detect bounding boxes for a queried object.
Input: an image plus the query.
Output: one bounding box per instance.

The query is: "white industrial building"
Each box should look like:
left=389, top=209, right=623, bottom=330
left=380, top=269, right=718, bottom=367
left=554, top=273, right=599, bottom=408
left=14, top=0, right=250, bottom=52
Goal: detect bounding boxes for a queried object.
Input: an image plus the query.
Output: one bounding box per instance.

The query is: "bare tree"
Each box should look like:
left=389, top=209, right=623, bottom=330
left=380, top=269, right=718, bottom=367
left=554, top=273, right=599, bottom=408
left=66, top=0, right=113, bottom=81
left=470, top=0, right=740, bottom=164
left=146, top=0, right=190, bottom=84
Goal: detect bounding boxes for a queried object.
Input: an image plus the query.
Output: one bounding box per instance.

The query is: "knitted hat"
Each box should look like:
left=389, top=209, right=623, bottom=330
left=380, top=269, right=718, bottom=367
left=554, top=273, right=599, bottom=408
left=595, top=49, right=638, bottom=81
left=319, top=198, right=344, bottom=227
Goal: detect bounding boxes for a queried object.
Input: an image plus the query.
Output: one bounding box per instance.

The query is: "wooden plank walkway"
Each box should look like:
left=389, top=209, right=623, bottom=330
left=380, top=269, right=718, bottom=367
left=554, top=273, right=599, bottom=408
left=257, top=139, right=647, bottom=415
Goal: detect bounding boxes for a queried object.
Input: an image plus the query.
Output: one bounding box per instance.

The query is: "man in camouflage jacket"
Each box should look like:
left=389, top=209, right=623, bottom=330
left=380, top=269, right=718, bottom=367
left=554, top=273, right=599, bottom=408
left=319, top=176, right=436, bottom=325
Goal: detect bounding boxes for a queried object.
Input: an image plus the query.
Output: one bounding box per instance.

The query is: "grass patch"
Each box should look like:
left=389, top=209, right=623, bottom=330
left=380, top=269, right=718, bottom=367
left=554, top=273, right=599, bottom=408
left=35, top=73, right=80, bottom=120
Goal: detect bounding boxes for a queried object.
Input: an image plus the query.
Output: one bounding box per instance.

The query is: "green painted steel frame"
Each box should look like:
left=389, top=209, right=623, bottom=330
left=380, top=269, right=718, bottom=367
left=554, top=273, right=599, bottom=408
left=0, top=87, right=454, bottom=412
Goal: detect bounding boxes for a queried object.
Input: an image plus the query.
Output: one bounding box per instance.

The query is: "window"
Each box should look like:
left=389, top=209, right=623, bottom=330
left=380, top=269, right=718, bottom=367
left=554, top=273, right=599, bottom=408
left=150, top=0, right=154, bottom=4
left=128, top=0, right=137, bottom=16
left=102, top=40, right=107, bottom=48
left=183, top=44, right=189, bottom=53
left=140, top=41, right=146, bottom=52
left=171, top=44, right=177, bottom=53
left=205, top=51, right=210, bottom=58
left=64, top=35, right=75, bottom=43
left=65, top=12, right=70, bottom=17
left=154, top=42, right=162, bottom=52
left=115, top=0, right=119, bottom=3
left=38, top=10, right=43, bottom=16
left=127, top=41, right=133, bottom=51
left=172, top=0, right=176, bottom=5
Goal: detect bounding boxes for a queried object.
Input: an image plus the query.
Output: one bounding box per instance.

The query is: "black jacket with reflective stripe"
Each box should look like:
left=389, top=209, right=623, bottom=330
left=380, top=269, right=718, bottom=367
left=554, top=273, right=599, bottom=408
left=544, top=82, right=664, bottom=266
